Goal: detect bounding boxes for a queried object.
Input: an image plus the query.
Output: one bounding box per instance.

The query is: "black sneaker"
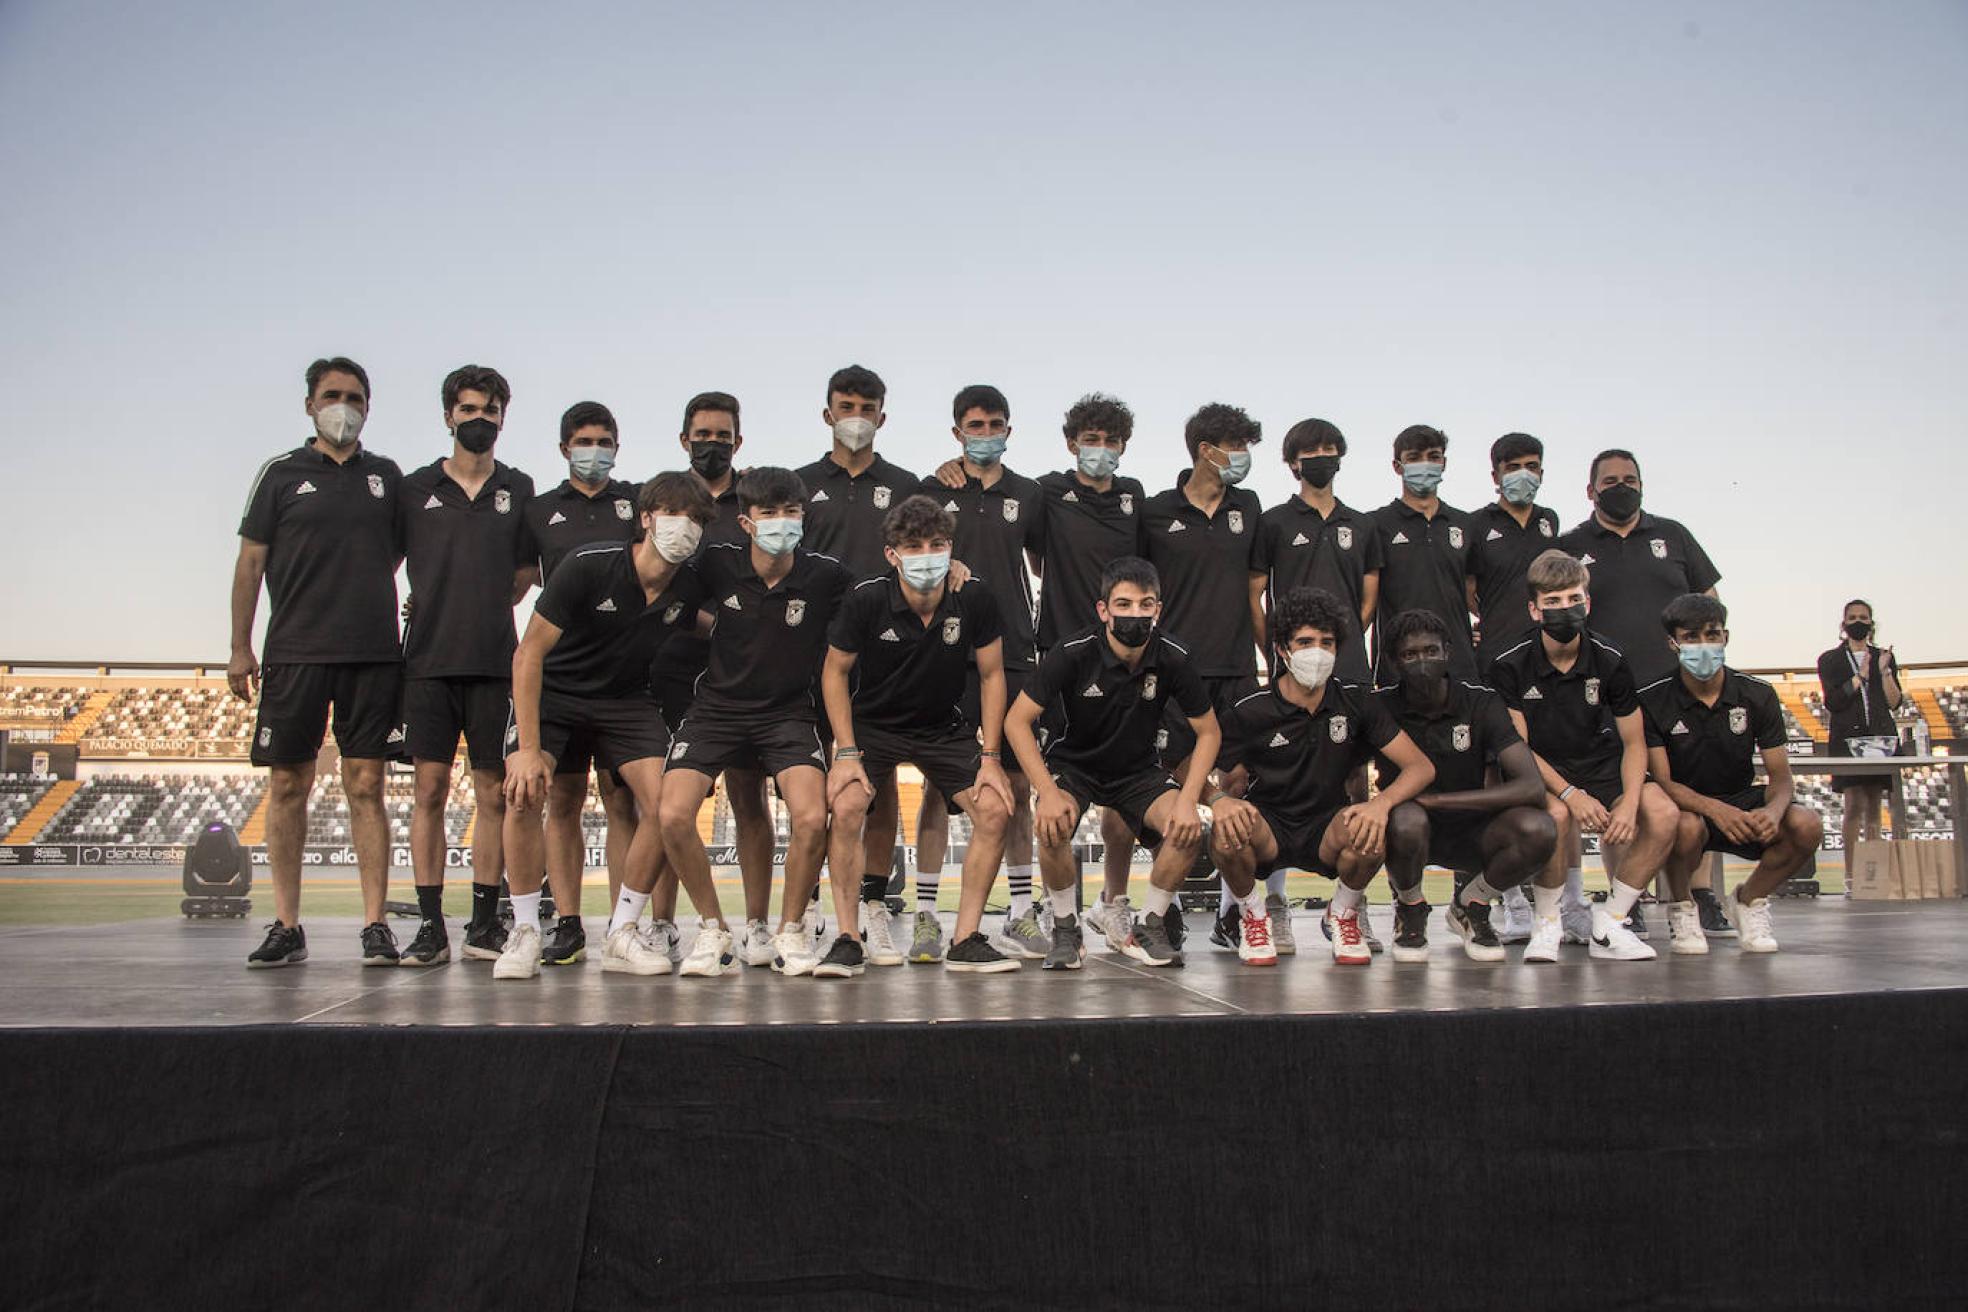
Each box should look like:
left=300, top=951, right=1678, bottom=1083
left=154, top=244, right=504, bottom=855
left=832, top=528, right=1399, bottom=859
left=1447, top=900, right=1506, bottom=961
left=360, top=921, right=399, bottom=967
left=399, top=918, right=450, bottom=967
left=812, top=935, right=866, bottom=978
left=1164, top=903, right=1187, bottom=950
left=945, top=931, right=1020, bottom=973
left=463, top=919, right=509, bottom=962
left=1127, top=911, right=1182, bottom=967
left=1209, top=903, right=1241, bottom=951
left=1624, top=903, right=1650, bottom=939
left=541, top=916, right=586, bottom=965
left=1693, top=887, right=1735, bottom=937
left=1391, top=899, right=1430, bottom=963
left=247, top=921, right=307, bottom=969
left=1043, top=914, right=1085, bottom=970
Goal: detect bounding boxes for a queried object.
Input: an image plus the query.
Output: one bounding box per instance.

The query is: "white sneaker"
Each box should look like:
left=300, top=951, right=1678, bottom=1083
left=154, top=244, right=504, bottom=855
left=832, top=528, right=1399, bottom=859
left=1589, top=908, right=1658, bottom=961
left=1665, top=901, right=1709, bottom=955
left=1328, top=909, right=1371, bottom=965
left=1086, top=894, right=1134, bottom=952
left=737, top=919, right=776, bottom=968
left=1726, top=893, right=1779, bottom=953
left=1265, top=893, right=1297, bottom=955
left=1237, top=910, right=1277, bottom=966
left=1496, top=885, right=1534, bottom=944
left=492, top=924, right=542, bottom=979
left=642, top=918, right=683, bottom=964
left=772, top=925, right=818, bottom=976
left=1523, top=915, right=1563, bottom=964
left=602, top=922, right=673, bottom=975
left=678, top=921, right=734, bottom=976
left=801, top=897, right=827, bottom=952
left=861, top=901, right=905, bottom=966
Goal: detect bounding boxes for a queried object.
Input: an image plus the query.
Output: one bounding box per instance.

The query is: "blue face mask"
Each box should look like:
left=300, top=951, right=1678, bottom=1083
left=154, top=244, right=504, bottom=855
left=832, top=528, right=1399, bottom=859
left=751, top=516, right=802, bottom=556
left=1217, top=450, right=1252, bottom=485
left=1077, top=444, right=1120, bottom=479
left=1499, top=469, right=1540, bottom=505
left=964, top=435, right=1007, bottom=466
left=568, top=445, right=616, bottom=483
left=1402, top=461, right=1445, bottom=495
left=1678, top=643, right=1726, bottom=680
left=897, top=551, right=951, bottom=591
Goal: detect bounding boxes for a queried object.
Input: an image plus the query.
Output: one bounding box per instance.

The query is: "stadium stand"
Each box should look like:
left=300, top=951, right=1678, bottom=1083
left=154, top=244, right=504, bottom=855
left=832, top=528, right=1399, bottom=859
left=0, top=774, right=56, bottom=839
left=0, top=686, right=87, bottom=726
left=84, top=686, right=256, bottom=748
left=39, top=774, right=269, bottom=845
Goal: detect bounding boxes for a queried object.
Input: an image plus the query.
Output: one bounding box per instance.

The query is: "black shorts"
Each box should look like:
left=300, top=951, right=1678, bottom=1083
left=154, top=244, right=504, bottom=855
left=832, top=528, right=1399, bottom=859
left=1426, top=812, right=1493, bottom=874
left=401, top=676, right=511, bottom=770
left=517, top=687, right=671, bottom=774
left=654, top=675, right=696, bottom=738
left=1697, top=785, right=1773, bottom=861
left=252, top=661, right=403, bottom=767
left=1160, top=674, right=1258, bottom=771
left=857, top=720, right=981, bottom=814
left=1553, top=759, right=1624, bottom=810
left=1256, top=804, right=1343, bottom=879
left=667, top=707, right=827, bottom=779
left=1048, top=762, right=1180, bottom=847
left=959, top=666, right=1031, bottom=754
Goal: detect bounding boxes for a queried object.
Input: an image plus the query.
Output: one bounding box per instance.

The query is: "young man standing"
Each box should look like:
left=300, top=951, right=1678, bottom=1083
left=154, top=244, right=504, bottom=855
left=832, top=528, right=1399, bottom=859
left=1641, top=594, right=1822, bottom=954
left=1370, top=425, right=1476, bottom=684
left=395, top=365, right=539, bottom=966
left=1004, top=559, right=1217, bottom=969
left=231, top=356, right=403, bottom=967
left=820, top=496, right=1019, bottom=975
left=1207, top=588, right=1435, bottom=966
left=498, top=473, right=721, bottom=979
left=657, top=468, right=851, bottom=978
left=1487, top=550, right=1680, bottom=963
left=1373, top=610, right=1557, bottom=963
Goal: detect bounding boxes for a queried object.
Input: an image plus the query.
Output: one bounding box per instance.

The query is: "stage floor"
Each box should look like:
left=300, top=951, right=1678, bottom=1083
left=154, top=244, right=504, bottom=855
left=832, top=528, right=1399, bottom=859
left=2, top=897, right=1962, bottom=1029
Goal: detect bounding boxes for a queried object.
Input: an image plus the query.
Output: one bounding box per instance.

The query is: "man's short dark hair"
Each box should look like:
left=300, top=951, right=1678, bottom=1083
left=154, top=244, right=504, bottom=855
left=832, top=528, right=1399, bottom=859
left=1062, top=392, right=1134, bottom=444
left=1098, top=555, right=1160, bottom=601
left=1661, top=592, right=1728, bottom=636
left=442, top=364, right=511, bottom=413
left=951, top=383, right=1009, bottom=425
left=638, top=470, right=716, bottom=524
left=1183, top=403, right=1263, bottom=462
left=1282, top=418, right=1347, bottom=462
left=883, top=494, right=956, bottom=548
left=735, top=465, right=806, bottom=515
left=1490, top=432, right=1542, bottom=469
left=1589, top=448, right=1641, bottom=483
left=1269, top=586, right=1351, bottom=649
left=306, top=356, right=370, bottom=401
left=1393, top=424, right=1448, bottom=460
left=1383, top=608, right=1451, bottom=658
left=827, top=364, right=886, bottom=406
left=559, top=401, right=617, bottom=446
left=682, top=391, right=741, bottom=434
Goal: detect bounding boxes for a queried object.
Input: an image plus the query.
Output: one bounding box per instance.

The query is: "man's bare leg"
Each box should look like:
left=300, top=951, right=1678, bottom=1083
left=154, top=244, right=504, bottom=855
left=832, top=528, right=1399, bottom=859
left=343, top=756, right=390, bottom=924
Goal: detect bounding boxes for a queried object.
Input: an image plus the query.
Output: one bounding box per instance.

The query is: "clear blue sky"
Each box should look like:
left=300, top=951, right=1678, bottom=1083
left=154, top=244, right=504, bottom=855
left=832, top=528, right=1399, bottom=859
left=2, top=1, right=1963, bottom=669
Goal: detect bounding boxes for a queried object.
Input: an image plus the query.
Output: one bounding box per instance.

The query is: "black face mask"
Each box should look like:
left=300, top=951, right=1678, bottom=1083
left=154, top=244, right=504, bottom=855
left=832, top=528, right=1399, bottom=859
left=1399, top=657, right=1451, bottom=705
left=1844, top=620, right=1872, bottom=642
left=1596, top=483, right=1641, bottom=521
left=690, top=441, right=733, bottom=480
left=1298, top=455, right=1340, bottom=489
left=454, top=418, right=499, bottom=454
left=1540, top=602, right=1588, bottom=644
left=1109, top=615, right=1154, bottom=648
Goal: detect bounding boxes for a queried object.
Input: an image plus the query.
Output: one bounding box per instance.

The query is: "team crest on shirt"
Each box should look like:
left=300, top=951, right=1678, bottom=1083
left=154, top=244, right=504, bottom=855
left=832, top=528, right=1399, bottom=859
left=785, top=599, right=807, bottom=626
left=614, top=499, right=633, bottom=520
left=1729, top=707, right=1748, bottom=735
left=1142, top=674, right=1157, bottom=701
left=1228, top=510, right=1245, bottom=534
left=1584, top=678, right=1601, bottom=706
left=1448, top=525, right=1465, bottom=549
left=1119, top=493, right=1134, bottom=515
left=664, top=602, right=684, bottom=625
left=494, top=489, right=512, bottom=514
left=1003, top=499, right=1019, bottom=523
left=874, top=486, right=893, bottom=509
left=1650, top=538, right=1667, bottom=558
left=1330, top=715, right=1349, bottom=743
left=1336, top=526, right=1354, bottom=550
left=1539, top=518, right=1554, bottom=538
left=1155, top=728, right=1169, bottom=750
left=367, top=474, right=384, bottom=498
left=1453, top=724, right=1471, bottom=752
left=942, top=617, right=962, bottom=645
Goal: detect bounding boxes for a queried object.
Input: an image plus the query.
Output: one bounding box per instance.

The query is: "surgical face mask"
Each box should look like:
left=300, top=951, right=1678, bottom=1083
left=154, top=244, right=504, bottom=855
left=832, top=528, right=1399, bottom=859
left=1216, top=449, right=1252, bottom=485
left=1677, top=643, right=1726, bottom=680
left=1400, top=656, right=1451, bottom=703
left=568, top=445, right=615, bottom=483
left=750, top=516, right=802, bottom=556
left=1844, top=620, right=1872, bottom=642
left=1108, top=614, right=1154, bottom=648
left=651, top=515, right=703, bottom=564
left=689, top=441, right=733, bottom=481
left=1499, top=469, right=1541, bottom=506
left=1076, top=444, right=1120, bottom=480
left=832, top=417, right=876, bottom=452
left=313, top=402, right=364, bottom=448
left=1539, top=602, right=1588, bottom=645
left=1285, top=645, right=1337, bottom=690
left=963, top=435, right=1008, bottom=466
left=1401, top=461, right=1444, bottom=495
left=454, top=417, right=499, bottom=454
left=1298, top=455, right=1340, bottom=489
left=1596, top=482, right=1642, bottom=521
left=897, top=551, right=951, bottom=591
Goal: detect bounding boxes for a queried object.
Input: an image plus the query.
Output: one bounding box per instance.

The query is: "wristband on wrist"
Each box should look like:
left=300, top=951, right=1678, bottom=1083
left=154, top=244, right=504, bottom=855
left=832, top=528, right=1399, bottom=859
left=834, top=746, right=863, bottom=761
left=1559, top=785, right=1577, bottom=801
left=979, top=749, right=1001, bottom=760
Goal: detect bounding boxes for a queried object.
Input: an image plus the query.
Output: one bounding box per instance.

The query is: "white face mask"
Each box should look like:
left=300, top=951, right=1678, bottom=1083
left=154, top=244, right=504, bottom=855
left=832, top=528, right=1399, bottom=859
left=1285, top=646, right=1337, bottom=689
left=313, top=402, right=365, bottom=448
left=650, top=515, right=703, bottom=563
left=832, top=416, right=877, bottom=452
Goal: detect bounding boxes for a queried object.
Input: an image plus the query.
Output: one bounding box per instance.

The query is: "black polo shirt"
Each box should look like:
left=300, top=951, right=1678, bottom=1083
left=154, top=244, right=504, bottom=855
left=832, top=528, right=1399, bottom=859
left=1554, top=512, right=1720, bottom=685
left=398, top=459, right=537, bottom=680
left=1029, top=627, right=1209, bottom=778
left=1141, top=472, right=1263, bottom=678
left=647, top=478, right=748, bottom=690
left=1034, top=471, right=1146, bottom=650
left=1370, top=498, right=1477, bottom=681
left=1465, top=501, right=1562, bottom=665
left=1221, top=680, right=1400, bottom=827
left=534, top=543, right=704, bottom=699
left=239, top=443, right=404, bottom=664
left=527, top=478, right=640, bottom=581
left=1253, top=494, right=1382, bottom=682
left=795, top=452, right=921, bottom=578
left=1638, top=668, right=1786, bottom=798
left=922, top=467, right=1045, bottom=670
left=688, top=542, right=851, bottom=715
left=1372, top=679, right=1520, bottom=796
left=828, top=574, right=1004, bottom=733
left=1487, top=633, right=1637, bottom=778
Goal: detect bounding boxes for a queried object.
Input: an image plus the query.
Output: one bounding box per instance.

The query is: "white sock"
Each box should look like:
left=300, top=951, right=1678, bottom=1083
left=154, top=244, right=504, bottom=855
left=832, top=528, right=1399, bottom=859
left=512, top=891, right=542, bottom=938
left=1145, top=886, right=1174, bottom=917
left=1395, top=880, right=1427, bottom=905
left=1460, top=876, right=1499, bottom=907
left=1605, top=883, right=1641, bottom=919
left=1265, top=869, right=1288, bottom=898
left=1219, top=880, right=1238, bottom=917
left=1331, top=884, right=1365, bottom=916
left=1531, top=884, right=1561, bottom=919
left=609, top=888, right=649, bottom=937
left=1239, top=888, right=1267, bottom=920
left=1048, top=885, right=1078, bottom=921
left=1561, top=866, right=1585, bottom=908
left=916, top=871, right=941, bottom=912
left=1007, top=865, right=1033, bottom=918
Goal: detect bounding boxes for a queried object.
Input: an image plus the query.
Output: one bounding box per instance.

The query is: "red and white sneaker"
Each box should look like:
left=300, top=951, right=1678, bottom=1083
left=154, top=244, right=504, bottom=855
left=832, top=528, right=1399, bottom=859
left=1238, top=910, right=1277, bottom=966
left=1329, top=910, right=1371, bottom=965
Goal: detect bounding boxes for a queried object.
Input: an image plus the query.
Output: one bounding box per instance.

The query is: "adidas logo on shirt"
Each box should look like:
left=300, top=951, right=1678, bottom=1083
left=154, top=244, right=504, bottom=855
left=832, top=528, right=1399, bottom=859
left=1081, top=682, right=1104, bottom=698
left=811, top=490, right=830, bottom=502
left=723, top=595, right=742, bottom=611
left=1486, top=528, right=1503, bottom=541
left=1578, top=553, right=1596, bottom=566
left=1292, top=532, right=1310, bottom=546
left=595, top=598, right=617, bottom=612
left=294, top=481, right=317, bottom=495
left=1523, top=687, right=1544, bottom=700
left=1671, top=720, right=1690, bottom=734
left=549, top=511, right=567, bottom=525
left=1166, top=521, right=1186, bottom=533
left=423, top=494, right=443, bottom=510
left=943, top=501, right=959, bottom=513
left=1269, top=731, right=1290, bottom=747
left=879, top=628, right=901, bottom=642
left=1390, top=531, right=1409, bottom=544
left=1062, top=490, right=1078, bottom=502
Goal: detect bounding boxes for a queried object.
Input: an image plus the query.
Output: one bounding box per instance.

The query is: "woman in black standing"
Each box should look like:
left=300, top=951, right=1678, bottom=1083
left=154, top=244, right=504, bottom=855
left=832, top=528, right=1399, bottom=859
left=1816, top=599, right=1904, bottom=886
